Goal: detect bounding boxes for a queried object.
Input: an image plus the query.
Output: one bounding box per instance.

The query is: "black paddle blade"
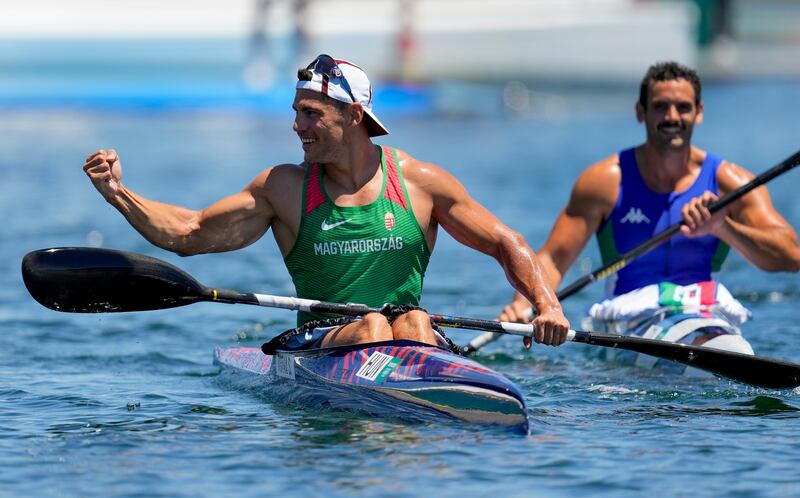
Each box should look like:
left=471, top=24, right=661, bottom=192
left=577, top=332, right=800, bottom=390
left=21, top=247, right=210, bottom=313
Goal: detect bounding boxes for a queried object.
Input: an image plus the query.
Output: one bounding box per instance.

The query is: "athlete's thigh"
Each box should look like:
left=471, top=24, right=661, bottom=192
left=320, top=313, right=392, bottom=347
left=391, top=310, right=438, bottom=345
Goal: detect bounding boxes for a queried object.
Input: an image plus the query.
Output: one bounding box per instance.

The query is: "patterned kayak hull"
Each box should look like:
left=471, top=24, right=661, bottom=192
left=214, top=340, right=529, bottom=432
left=590, top=309, right=754, bottom=375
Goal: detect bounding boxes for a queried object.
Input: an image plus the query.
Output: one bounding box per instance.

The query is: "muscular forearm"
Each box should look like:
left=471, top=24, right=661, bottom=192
left=507, top=252, right=562, bottom=310
left=108, top=185, right=209, bottom=255
left=85, top=149, right=271, bottom=256
left=497, top=232, right=563, bottom=314
left=717, top=218, right=800, bottom=272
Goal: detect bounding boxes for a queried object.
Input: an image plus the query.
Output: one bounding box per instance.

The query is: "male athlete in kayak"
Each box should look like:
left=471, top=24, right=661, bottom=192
left=83, top=54, right=569, bottom=351
left=499, top=61, right=800, bottom=330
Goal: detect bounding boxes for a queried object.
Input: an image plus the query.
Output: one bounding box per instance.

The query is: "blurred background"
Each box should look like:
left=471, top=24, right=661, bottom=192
left=2, top=0, right=800, bottom=112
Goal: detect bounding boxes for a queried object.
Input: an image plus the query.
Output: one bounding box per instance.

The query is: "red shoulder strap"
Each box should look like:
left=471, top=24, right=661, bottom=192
left=382, top=146, right=408, bottom=209
left=305, top=163, right=326, bottom=215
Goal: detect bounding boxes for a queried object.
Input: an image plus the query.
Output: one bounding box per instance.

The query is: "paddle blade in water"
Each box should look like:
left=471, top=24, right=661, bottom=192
left=21, top=247, right=209, bottom=312
left=575, top=332, right=800, bottom=389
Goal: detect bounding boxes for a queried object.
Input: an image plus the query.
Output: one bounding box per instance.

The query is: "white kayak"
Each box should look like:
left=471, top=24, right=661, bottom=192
left=585, top=306, right=754, bottom=375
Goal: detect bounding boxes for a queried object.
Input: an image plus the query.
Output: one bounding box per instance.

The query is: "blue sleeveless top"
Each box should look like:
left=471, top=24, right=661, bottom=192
left=596, top=148, right=730, bottom=296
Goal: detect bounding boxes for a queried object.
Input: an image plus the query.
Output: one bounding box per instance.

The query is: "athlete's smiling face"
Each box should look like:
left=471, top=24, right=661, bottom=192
left=292, top=89, right=349, bottom=164
left=637, top=78, right=703, bottom=151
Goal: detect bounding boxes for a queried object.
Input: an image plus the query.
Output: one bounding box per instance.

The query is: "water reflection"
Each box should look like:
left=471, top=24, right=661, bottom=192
left=612, top=396, right=799, bottom=419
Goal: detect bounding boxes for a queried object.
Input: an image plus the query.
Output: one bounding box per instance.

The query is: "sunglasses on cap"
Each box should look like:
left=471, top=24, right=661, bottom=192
left=297, top=54, right=357, bottom=103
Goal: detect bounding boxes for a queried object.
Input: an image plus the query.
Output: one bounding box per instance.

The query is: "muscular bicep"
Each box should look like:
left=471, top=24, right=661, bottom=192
left=719, top=162, right=793, bottom=229
left=195, top=190, right=272, bottom=250
left=540, top=160, right=618, bottom=280
left=186, top=170, right=278, bottom=253
left=427, top=170, right=509, bottom=255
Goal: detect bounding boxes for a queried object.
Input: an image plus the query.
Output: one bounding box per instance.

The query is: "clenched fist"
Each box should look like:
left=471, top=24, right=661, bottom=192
left=83, top=149, right=123, bottom=201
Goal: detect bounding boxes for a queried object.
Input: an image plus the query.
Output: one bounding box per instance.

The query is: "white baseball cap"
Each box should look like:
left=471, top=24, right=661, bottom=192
left=296, top=54, right=389, bottom=137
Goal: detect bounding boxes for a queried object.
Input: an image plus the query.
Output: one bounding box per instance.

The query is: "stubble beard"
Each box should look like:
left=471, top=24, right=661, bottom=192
left=649, top=125, right=693, bottom=153
left=303, top=141, right=328, bottom=164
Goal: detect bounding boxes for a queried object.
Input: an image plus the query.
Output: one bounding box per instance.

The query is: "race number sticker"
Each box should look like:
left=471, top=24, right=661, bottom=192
left=274, top=353, right=296, bottom=379
left=355, top=352, right=401, bottom=383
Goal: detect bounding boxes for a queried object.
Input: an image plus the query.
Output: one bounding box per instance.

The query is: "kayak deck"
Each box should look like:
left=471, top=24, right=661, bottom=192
left=214, top=340, right=528, bottom=432
left=590, top=308, right=754, bottom=375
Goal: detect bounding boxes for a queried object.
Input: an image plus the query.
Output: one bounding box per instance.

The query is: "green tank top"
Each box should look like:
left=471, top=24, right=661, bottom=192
left=284, top=145, right=431, bottom=325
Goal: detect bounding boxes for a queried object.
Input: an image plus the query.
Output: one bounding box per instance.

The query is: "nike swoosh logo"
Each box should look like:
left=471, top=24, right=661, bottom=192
left=321, top=218, right=351, bottom=231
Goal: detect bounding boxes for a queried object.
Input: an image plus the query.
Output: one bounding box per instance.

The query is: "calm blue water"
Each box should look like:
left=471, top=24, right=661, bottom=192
left=2, top=80, right=800, bottom=498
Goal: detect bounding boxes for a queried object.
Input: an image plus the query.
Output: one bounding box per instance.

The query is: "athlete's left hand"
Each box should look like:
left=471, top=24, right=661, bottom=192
left=680, top=191, right=727, bottom=238
left=524, top=307, right=570, bottom=348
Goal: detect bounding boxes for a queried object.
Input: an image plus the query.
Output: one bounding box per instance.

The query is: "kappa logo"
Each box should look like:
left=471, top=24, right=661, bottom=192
left=620, top=207, right=651, bottom=224
left=321, top=218, right=351, bottom=231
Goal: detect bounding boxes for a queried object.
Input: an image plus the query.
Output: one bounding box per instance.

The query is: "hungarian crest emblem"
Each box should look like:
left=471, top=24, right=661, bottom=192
left=384, top=212, right=396, bottom=231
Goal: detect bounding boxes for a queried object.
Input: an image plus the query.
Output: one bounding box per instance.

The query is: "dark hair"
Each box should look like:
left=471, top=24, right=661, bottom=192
left=638, top=61, right=702, bottom=108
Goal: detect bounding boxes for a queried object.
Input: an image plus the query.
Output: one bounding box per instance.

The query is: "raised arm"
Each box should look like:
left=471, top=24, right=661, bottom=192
left=499, top=157, right=620, bottom=322
left=83, top=149, right=280, bottom=256
left=682, top=160, right=800, bottom=272
left=404, top=158, right=569, bottom=346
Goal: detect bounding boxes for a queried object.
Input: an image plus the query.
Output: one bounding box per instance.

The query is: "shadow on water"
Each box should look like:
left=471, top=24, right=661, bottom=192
left=728, top=395, right=800, bottom=415
left=617, top=396, right=800, bottom=420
